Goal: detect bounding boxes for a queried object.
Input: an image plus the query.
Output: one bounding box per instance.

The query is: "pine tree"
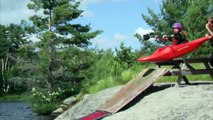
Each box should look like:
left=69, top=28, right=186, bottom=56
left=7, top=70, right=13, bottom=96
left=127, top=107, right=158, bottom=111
left=27, top=0, right=102, bottom=90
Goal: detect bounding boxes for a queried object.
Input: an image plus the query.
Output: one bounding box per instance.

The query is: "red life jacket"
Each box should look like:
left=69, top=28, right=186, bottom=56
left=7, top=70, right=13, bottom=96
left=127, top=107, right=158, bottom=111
left=172, top=31, right=188, bottom=45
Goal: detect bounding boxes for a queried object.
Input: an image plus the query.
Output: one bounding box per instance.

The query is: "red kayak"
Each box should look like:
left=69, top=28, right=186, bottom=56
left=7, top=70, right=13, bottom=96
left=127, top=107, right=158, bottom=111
left=137, top=36, right=210, bottom=62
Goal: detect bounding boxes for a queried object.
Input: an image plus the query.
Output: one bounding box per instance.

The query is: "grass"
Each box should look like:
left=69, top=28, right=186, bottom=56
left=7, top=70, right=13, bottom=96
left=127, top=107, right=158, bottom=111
left=0, top=94, right=28, bottom=102
left=157, top=75, right=212, bottom=83
left=88, top=76, right=120, bottom=94
left=31, top=102, right=60, bottom=115
left=157, top=62, right=212, bottom=83
left=87, top=62, right=212, bottom=94
left=87, top=67, right=144, bottom=94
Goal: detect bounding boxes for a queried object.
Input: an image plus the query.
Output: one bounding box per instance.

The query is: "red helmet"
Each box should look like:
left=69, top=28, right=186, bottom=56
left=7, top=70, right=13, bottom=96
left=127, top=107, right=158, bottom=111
left=172, top=23, right=182, bottom=30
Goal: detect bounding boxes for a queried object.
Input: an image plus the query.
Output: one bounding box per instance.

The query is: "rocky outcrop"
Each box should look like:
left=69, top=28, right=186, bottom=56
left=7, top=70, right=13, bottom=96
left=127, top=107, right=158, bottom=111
left=52, top=96, right=77, bottom=116
left=54, top=82, right=213, bottom=120
left=54, top=85, right=123, bottom=120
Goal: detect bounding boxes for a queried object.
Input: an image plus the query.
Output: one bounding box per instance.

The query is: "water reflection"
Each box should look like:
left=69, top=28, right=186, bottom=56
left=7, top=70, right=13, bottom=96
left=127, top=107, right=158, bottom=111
left=0, top=101, right=55, bottom=120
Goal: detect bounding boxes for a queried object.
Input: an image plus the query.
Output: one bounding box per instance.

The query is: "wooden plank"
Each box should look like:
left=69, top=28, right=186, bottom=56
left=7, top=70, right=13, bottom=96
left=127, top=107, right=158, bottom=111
left=183, top=57, right=210, bottom=63
left=203, top=62, right=213, bottom=79
left=156, top=57, right=211, bottom=66
left=156, top=60, right=182, bottom=66
left=176, top=75, right=190, bottom=85
left=164, top=69, right=213, bottom=76
left=156, top=57, right=213, bottom=83
left=97, top=68, right=168, bottom=114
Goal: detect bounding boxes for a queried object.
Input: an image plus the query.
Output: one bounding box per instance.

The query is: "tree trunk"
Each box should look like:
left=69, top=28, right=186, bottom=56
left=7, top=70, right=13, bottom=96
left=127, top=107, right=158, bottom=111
left=47, top=39, right=54, bottom=91
left=0, top=59, right=4, bottom=96
left=46, top=9, right=54, bottom=91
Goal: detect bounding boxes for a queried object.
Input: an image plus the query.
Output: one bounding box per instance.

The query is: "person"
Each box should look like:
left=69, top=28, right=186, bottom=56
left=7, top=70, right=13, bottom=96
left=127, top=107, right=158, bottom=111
left=205, top=17, right=213, bottom=40
left=171, top=22, right=188, bottom=45
left=159, top=22, right=188, bottom=45
left=205, top=16, right=213, bottom=67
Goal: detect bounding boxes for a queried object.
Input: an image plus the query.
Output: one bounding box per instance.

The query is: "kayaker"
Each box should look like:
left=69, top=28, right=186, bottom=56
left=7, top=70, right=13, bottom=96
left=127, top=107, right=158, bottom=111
left=162, top=22, right=188, bottom=45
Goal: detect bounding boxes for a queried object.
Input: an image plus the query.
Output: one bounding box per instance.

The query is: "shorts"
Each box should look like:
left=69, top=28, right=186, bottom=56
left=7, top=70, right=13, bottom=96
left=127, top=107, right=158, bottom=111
left=210, top=40, right=213, bottom=47
left=210, top=52, right=213, bottom=67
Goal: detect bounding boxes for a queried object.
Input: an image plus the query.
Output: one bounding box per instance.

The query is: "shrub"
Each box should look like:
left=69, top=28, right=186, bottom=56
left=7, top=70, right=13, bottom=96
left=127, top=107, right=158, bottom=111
left=30, top=88, right=62, bottom=115
left=31, top=102, right=58, bottom=115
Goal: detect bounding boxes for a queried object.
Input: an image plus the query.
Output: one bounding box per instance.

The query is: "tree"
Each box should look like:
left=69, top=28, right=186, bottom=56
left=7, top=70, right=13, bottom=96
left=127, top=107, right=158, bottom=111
left=0, top=24, right=30, bottom=94
left=182, top=0, right=213, bottom=56
left=0, top=25, right=8, bottom=95
left=115, top=43, right=136, bottom=69
left=27, top=0, right=102, bottom=90
left=140, top=0, right=213, bottom=56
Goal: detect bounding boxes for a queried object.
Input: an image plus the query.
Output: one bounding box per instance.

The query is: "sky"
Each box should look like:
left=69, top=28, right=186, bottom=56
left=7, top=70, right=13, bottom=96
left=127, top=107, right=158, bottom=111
left=0, top=0, right=162, bottom=50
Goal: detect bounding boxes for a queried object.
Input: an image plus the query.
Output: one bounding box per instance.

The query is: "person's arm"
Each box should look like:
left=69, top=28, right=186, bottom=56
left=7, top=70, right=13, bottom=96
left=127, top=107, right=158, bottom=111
left=206, top=23, right=213, bottom=36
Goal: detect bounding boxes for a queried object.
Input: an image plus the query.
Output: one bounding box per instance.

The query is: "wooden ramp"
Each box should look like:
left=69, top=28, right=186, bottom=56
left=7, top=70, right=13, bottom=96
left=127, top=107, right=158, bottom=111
left=97, top=68, right=167, bottom=114
left=79, top=68, right=168, bottom=120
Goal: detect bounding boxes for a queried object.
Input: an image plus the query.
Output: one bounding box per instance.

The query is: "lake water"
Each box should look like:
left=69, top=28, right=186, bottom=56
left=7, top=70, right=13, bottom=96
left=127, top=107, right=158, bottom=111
left=0, top=101, right=55, bottom=120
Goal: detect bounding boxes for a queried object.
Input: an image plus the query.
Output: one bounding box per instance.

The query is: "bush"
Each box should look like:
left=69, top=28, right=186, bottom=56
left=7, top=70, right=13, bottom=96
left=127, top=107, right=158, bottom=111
left=30, top=88, right=62, bottom=115
left=6, top=77, right=29, bottom=94
left=31, top=102, right=58, bottom=115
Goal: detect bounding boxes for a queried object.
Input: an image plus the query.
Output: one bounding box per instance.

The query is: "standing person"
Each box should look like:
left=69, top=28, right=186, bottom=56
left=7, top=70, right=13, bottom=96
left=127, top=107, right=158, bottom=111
left=159, top=22, right=188, bottom=45
left=205, top=17, right=213, bottom=67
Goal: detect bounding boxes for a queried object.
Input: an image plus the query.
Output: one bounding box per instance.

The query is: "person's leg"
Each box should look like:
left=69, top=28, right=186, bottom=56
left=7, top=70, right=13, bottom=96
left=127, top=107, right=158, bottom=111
left=210, top=52, right=213, bottom=68
left=210, top=39, right=213, bottom=68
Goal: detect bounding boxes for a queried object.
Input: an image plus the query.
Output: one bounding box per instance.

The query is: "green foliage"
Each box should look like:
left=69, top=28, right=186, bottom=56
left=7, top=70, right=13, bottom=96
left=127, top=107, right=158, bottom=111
left=81, top=49, right=120, bottom=93
left=2, top=4, right=100, bottom=115
left=87, top=64, right=147, bottom=94
left=30, top=88, right=62, bottom=115
left=119, top=69, right=137, bottom=84
left=31, top=102, right=59, bottom=115
left=0, top=25, right=9, bottom=59
left=182, top=0, right=213, bottom=56
left=27, top=0, right=102, bottom=91
left=85, top=50, right=119, bottom=81
left=0, top=94, right=28, bottom=102
left=88, top=76, right=119, bottom=94
left=7, top=77, right=28, bottom=94
left=158, top=75, right=212, bottom=83
left=115, top=43, right=137, bottom=69
left=0, top=24, right=31, bottom=94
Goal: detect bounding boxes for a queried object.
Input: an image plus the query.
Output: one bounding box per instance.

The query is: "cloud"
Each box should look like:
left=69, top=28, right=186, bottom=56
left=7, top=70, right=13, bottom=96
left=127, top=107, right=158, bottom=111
left=0, top=0, right=131, bottom=24
left=134, top=27, right=154, bottom=35
left=91, top=35, right=114, bottom=50
left=78, top=0, right=129, bottom=17
left=91, top=33, right=141, bottom=50
left=91, top=33, right=129, bottom=50
left=154, top=0, right=163, bottom=4
left=0, top=0, right=33, bottom=25
left=112, top=0, right=129, bottom=2
left=113, top=33, right=128, bottom=42
left=77, top=0, right=105, bottom=17
left=0, top=0, right=105, bottom=25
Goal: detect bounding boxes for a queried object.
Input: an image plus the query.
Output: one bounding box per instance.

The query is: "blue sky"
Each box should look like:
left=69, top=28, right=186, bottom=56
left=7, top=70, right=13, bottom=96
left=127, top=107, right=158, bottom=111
left=0, top=0, right=162, bottom=50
